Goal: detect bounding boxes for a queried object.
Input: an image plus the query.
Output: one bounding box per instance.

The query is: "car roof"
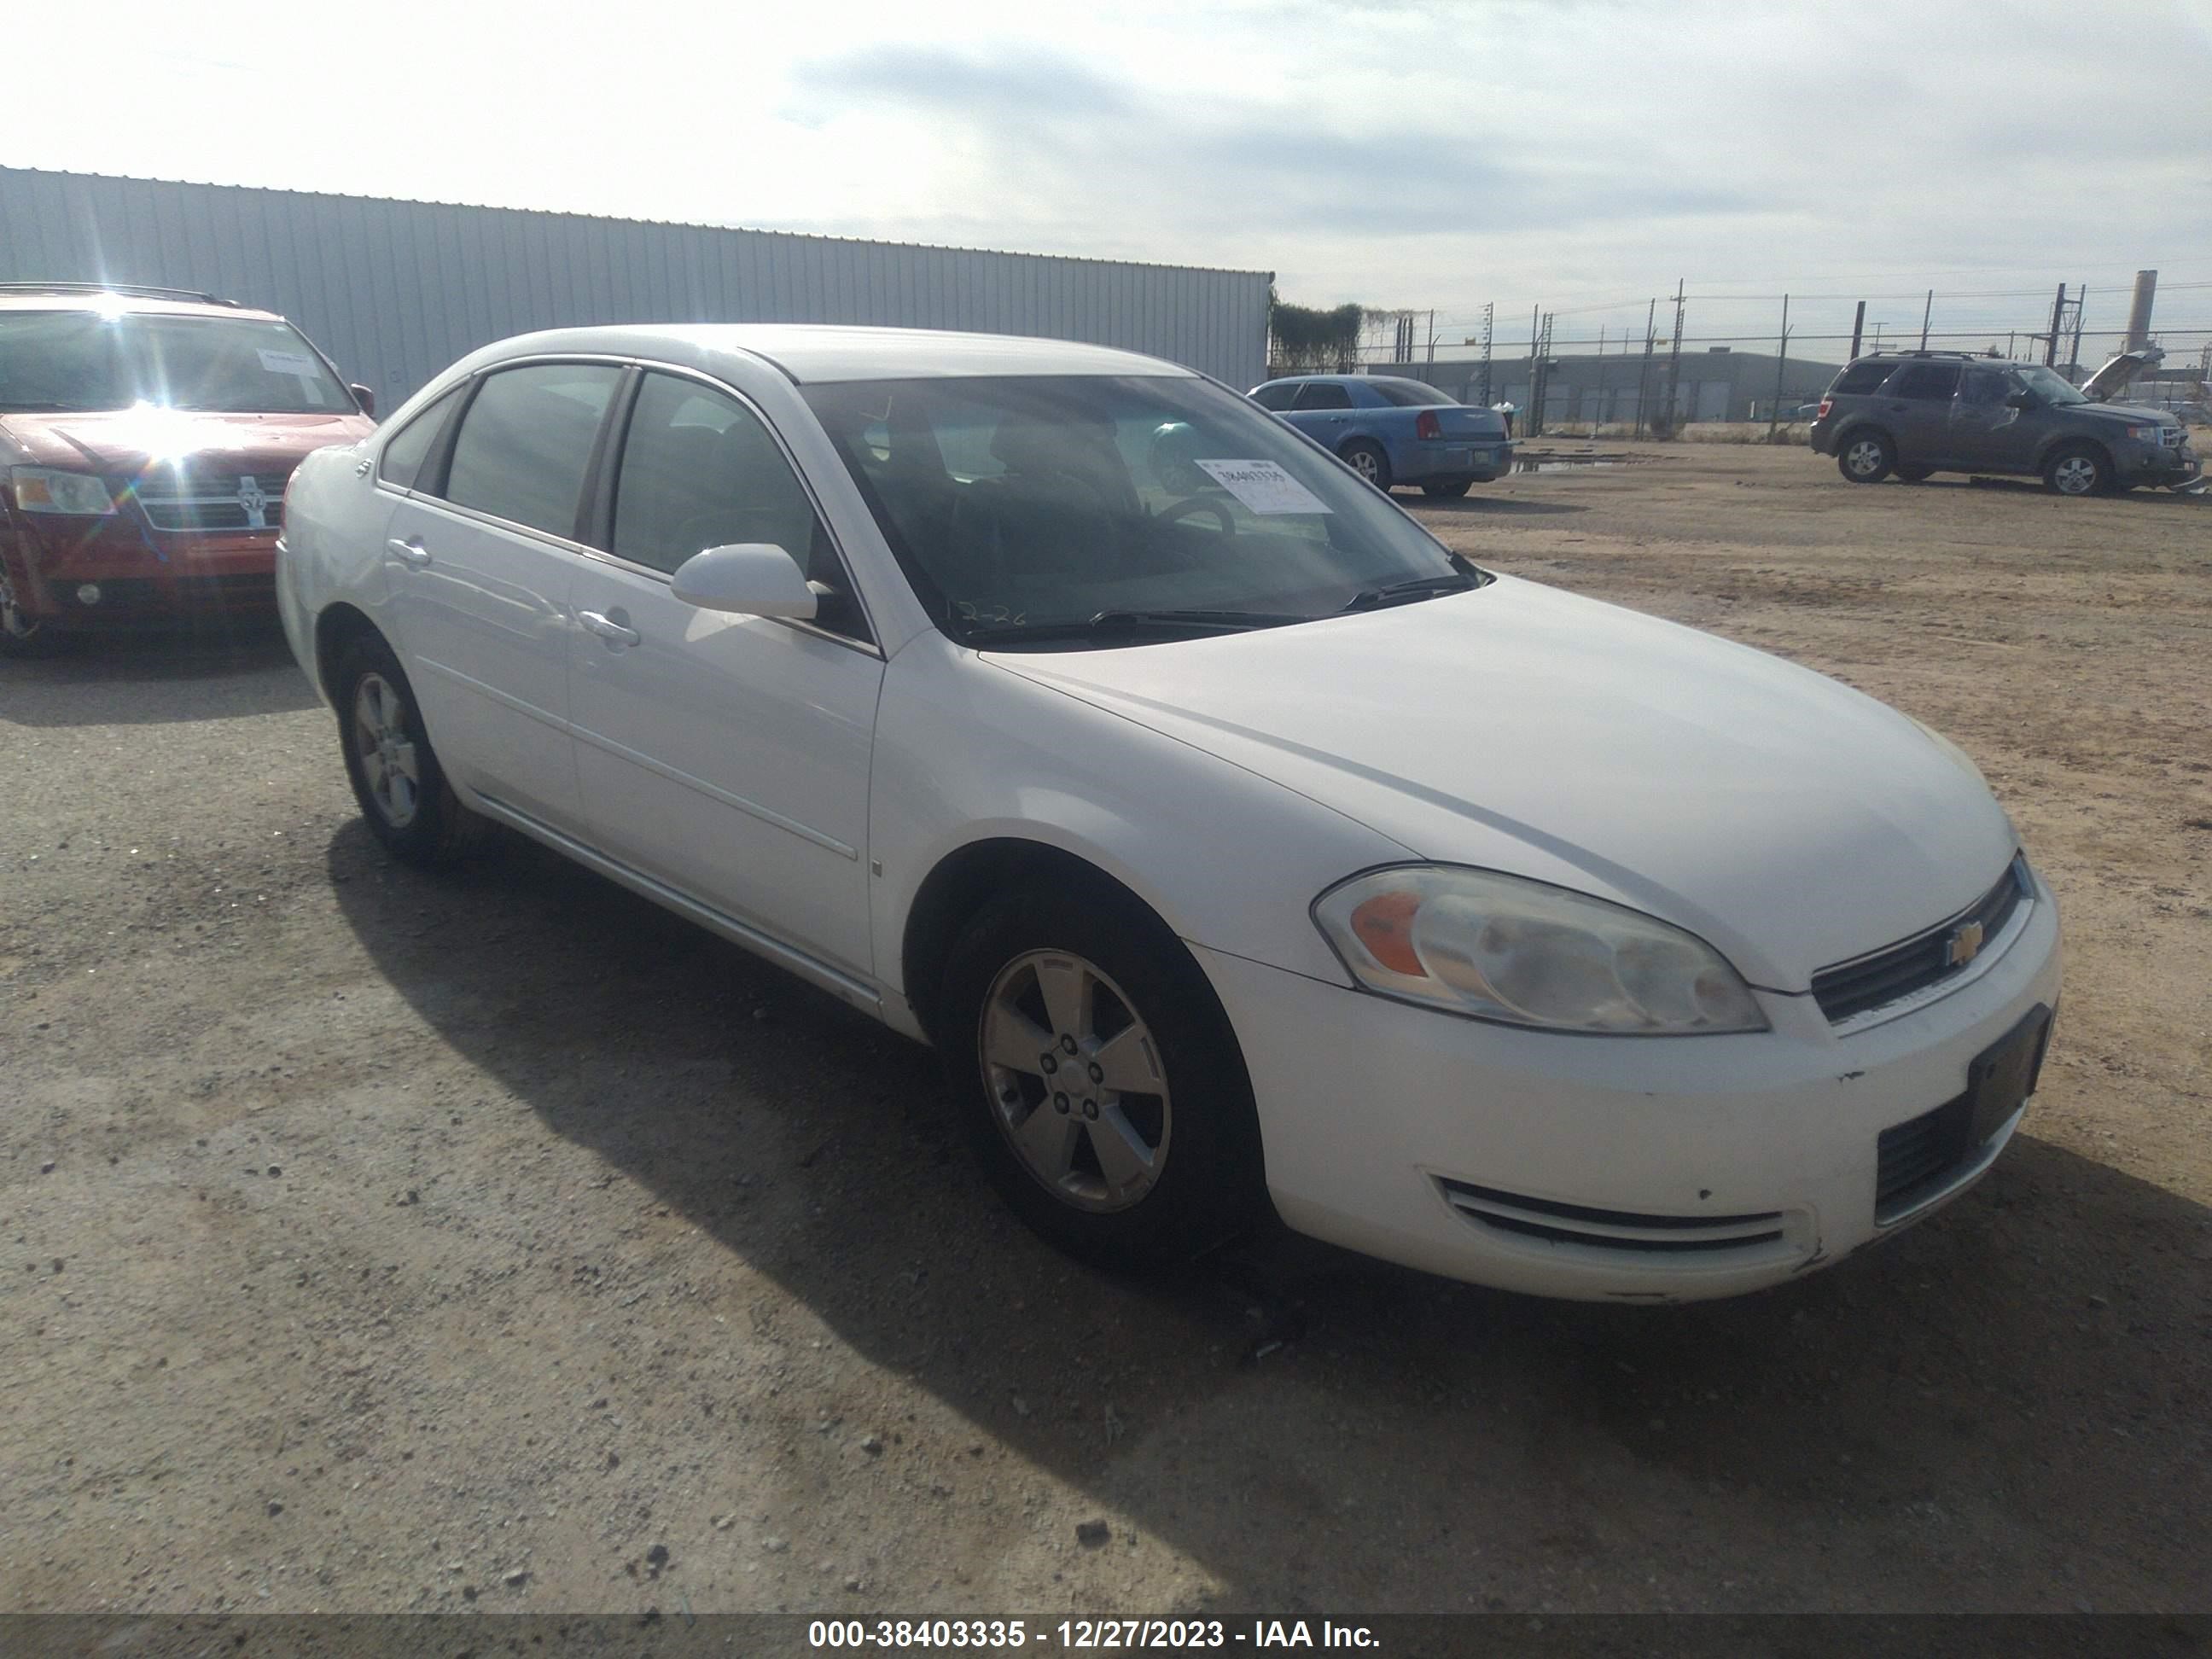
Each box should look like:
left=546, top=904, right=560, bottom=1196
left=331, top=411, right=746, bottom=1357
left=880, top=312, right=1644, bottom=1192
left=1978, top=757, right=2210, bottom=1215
left=0, top=282, right=282, bottom=323
left=482, top=323, right=1196, bottom=385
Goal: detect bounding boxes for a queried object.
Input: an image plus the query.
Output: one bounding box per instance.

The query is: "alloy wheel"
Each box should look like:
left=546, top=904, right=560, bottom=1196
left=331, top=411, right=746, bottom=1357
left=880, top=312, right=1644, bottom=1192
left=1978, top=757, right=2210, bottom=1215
left=1348, top=450, right=1382, bottom=482
left=352, top=672, right=422, bottom=828
left=1845, top=439, right=1886, bottom=479
left=2052, top=456, right=2098, bottom=495
left=978, top=950, right=1172, bottom=1213
left=0, top=564, right=40, bottom=642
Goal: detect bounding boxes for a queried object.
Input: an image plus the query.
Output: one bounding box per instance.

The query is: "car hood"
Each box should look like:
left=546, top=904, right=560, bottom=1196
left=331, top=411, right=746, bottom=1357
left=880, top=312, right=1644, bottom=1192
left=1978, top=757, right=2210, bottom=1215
left=2080, top=347, right=2161, bottom=402
left=0, top=408, right=374, bottom=473
left=2063, top=399, right=2173, bottom=426
left=987, top=577, right=2018, bottom=991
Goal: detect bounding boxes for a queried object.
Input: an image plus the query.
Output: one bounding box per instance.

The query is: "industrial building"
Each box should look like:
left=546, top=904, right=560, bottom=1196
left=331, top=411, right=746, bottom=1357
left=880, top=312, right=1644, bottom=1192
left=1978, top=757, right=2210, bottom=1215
left=0, top=166, right=1274, bottom=408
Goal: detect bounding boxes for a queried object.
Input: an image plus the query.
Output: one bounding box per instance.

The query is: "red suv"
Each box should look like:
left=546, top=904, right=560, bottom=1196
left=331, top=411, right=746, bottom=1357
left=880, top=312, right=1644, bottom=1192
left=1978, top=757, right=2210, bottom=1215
left=0, top=282, right=377, bottom=655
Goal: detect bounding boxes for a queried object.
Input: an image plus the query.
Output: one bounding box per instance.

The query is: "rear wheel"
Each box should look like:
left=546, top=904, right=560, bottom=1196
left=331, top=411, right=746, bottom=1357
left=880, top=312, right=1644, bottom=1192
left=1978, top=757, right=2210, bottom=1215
left=1422, top=480, right=1473, bottom=499
left=938, top=882, right=1268, bottom=1272
left=333, top=632, right=487, bottom=865
left=2043, top=443, right=2109, bottom=497
left=1340, top=440, right=1392, bottom=492
left=1837, top=431, right=1895, bottom=484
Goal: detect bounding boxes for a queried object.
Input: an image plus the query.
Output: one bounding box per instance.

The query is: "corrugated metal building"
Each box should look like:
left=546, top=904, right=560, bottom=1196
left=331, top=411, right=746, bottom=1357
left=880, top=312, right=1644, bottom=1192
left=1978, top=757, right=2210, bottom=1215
left=0, top=166, right=1273, bottom=408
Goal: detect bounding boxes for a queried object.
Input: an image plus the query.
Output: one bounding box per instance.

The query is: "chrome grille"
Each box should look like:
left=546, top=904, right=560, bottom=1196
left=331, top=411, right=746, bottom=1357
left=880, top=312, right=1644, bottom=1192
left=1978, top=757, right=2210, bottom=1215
left=131, top=470, right=289, bottom=533
left=1812, top=857, right=2029, bottom=1026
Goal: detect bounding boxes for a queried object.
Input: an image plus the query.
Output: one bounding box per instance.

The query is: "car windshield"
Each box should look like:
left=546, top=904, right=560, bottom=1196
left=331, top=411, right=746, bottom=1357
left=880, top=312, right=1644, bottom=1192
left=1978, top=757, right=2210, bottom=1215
left=802, top=374, right=1483, bottom=646
left=1368, top=378, right=1458, bottom=407
left=2014, top=365, right=2087, bottom=405
left=0, top=310, right=357, bottom=415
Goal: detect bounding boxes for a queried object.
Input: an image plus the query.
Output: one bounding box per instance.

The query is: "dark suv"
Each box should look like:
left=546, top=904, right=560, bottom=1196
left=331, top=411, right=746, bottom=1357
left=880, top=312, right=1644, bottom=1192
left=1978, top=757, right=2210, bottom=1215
left=1808, top=351, right=2202, bottom=497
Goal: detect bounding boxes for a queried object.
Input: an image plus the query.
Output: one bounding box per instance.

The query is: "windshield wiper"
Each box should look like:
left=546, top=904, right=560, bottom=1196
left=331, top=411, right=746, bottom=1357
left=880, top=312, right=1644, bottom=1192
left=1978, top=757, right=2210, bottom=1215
left=1341, top=571, right=1479, bottom=611
left=960, top=607, right=1308, bottom=645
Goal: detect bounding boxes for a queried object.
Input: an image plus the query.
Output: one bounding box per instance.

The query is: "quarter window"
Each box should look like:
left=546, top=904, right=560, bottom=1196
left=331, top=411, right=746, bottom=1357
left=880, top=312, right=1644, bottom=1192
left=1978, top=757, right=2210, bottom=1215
left=376, top=386, right=462, bottom=489
left=1249, top=383, right=1298, bottom=411
left=441, top=363, right=622, bottom=538
left=1888, top=364, right=1963, bottom=402
left=1831, top=361, right=1893, bottom=396
left=1293, top=381, right=1353, bottom=410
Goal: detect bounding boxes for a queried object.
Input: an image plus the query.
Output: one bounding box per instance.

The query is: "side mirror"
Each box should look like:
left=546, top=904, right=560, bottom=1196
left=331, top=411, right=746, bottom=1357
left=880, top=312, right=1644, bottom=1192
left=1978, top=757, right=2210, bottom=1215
left=2005, top=391, right=2034, bottom=410
left=670, top=543, right=818, bottom=620
left=348, top=384, right=376, bottom=418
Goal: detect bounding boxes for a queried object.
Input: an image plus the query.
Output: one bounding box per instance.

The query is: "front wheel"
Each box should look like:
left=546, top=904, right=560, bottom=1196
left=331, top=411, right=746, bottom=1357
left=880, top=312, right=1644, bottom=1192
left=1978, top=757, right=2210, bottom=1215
left=1422, top=480, right=1473, bottom=499
left=2044, top=443, right=2110, bottom=497
left=938, top=882, right=1268, bottom=1272
left=0, top=565, right=69, bottom=658
left=1837, top=431, right=1895, bottom=484
left=333, top=632, right=487, bottom=865
left=1340, top=440, right=1393, bottom=492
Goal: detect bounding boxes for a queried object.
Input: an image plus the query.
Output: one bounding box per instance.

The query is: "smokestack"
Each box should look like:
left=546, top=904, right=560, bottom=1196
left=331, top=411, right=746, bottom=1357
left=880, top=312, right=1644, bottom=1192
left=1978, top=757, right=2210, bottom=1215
left=2126, top=270, right=2157, bottom=351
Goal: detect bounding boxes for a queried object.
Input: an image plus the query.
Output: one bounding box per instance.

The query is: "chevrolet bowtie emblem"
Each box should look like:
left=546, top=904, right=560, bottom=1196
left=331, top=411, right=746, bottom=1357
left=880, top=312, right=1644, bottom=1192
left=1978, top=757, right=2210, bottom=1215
left=1946, top=919, right=1986, bottom=968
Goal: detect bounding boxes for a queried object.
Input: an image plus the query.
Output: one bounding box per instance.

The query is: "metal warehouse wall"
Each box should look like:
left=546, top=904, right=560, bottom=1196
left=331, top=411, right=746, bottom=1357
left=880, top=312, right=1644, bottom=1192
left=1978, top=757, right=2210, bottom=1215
left=0, top=167, right=1274, bottom=408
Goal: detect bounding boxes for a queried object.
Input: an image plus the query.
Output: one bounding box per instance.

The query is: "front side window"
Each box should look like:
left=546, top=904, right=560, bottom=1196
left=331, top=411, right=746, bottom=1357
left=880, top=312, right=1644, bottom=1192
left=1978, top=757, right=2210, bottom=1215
left=1293, top=381, right=1354, bottom=410
left=802, top=373, right=1477, bottom=646
left=1959, top=369, right=2008, bottom=407
left=1249, top=383, right=1299, bottom=411
left=612, top=373, right=825, bottom=576
left=378, top=386, right=463, bottom=488
left=1889, top=364, right=1963, bottom=402
left=2013, top=364, right=2088, bottom=406
left=0, top=309, right=357, bottom=415
left=441, top=363, right=622, bottom=538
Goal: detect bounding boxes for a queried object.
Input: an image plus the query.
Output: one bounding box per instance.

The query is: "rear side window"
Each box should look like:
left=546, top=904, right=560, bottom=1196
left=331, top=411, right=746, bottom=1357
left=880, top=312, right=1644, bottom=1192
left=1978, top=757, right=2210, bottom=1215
left=441, top=364, right=623, bottom=538
left=1831, top=361, right=1895, bottom=396
left=377, top=386, right=462, bottom=489
left=1369, top=378, right=1457, bottom=407
left=1888, top=364, right=1963, bottom=402
left=1249, top=383, right=1298, bottom=411
left=1294, top=381, right=1353, bottom=410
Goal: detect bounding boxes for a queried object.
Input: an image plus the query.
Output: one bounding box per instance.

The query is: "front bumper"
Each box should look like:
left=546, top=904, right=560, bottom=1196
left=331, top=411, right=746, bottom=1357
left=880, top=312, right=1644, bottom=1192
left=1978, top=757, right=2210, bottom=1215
left=0, top=512, right=279, bottom=629
left=1196, top=866, right=2062, bottom=1301
left=2118, top=439, right=2201, bottom=488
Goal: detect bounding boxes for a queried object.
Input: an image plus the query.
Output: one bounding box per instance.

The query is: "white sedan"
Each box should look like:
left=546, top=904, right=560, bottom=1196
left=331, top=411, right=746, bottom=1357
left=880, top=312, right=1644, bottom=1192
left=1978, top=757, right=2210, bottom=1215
left=276, top=324, right=2060, bottom=1302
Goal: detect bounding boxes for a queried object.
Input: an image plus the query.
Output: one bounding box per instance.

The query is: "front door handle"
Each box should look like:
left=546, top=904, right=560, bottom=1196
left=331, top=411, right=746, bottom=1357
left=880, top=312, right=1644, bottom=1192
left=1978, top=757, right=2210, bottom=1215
left=386, top=538, right=431, bottom=568
left=578, top=609, right=642, bottom=648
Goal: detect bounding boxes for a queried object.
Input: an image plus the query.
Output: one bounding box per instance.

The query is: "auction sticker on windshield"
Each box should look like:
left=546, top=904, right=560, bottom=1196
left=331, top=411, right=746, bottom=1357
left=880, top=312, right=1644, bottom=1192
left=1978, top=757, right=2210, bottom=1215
left=257, top=348, right=320, bottom=377
left=1193, top=459, right=1331, bottom=515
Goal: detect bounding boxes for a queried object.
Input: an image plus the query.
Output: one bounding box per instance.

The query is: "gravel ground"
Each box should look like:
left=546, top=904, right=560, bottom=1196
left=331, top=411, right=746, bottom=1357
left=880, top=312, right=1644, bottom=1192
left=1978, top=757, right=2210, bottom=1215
left=2, top=444, right=2207, bottom=1618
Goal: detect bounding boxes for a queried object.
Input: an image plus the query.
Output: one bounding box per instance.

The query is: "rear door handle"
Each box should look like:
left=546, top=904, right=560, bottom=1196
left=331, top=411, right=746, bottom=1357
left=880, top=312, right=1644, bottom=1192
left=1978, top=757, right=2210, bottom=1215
left=386, top=538, right=430, bottom=568
left=578, top=609, right=642, bottom=648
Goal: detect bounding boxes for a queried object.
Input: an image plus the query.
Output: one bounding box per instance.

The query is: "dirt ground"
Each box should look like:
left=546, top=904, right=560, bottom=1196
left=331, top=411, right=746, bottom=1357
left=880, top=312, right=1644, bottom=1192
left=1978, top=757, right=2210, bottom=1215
left=2, top=443, right=2206, bottom=1620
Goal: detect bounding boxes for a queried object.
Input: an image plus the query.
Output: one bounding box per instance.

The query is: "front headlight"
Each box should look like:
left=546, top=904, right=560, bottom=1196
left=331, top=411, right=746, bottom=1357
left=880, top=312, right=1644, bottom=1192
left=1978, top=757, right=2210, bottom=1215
left=1313, top=865, right=1768, bottom=1034
left=10, top=466, right=118, bottom=516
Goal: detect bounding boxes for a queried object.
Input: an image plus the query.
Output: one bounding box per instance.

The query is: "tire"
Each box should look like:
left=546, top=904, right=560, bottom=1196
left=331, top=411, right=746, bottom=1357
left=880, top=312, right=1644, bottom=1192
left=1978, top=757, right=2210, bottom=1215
left=0, top=564, right=70, bottom=658
left=937, top=880, right=1268, bottom=1272
left=1895, top=464, right=1935, bottom=484
left=2043, top=443, right=2110, bottom=498
left=332, top=632, right=487, bottom=865
left=1837, top=430, right=1895, bottom=484
left=1422, top=480, right=1474, bottom=499
left=1340, top=440, right=1393, bottom=492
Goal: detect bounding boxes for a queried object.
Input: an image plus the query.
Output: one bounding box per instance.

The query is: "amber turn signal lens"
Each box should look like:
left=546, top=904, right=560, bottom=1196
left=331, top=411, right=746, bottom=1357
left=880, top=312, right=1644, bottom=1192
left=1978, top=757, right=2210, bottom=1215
left=1349, top=890, right=1424, bottom=976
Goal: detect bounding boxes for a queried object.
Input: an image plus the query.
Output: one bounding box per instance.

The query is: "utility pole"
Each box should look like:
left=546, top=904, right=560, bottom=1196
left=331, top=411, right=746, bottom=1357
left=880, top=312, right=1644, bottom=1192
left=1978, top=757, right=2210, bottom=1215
left=1848, top=300, right=1866, bottom=361
left=1525, top=306, right=1540, bottom=434
left=1633, top=298, right=1656, bottom=439
left=1661, top=278, right=1686, bottom=431
left=2069, top=287, right=2087, bottom=374
left=1767, top=294, right=1790, bottom=440
left=1872, top=323, right=1885, bottom=352
left=1426, top=309, right=1436, bottom=365
left=1476, top=301, right=1494, bottom=405
left=1529, top=311, right=1554, bottom=439
left=1918, top=289, right=1933, bottom=351
left=2045, top=284, right=2067, bottom=367
left=1593, top=324, right=1607, bottom=434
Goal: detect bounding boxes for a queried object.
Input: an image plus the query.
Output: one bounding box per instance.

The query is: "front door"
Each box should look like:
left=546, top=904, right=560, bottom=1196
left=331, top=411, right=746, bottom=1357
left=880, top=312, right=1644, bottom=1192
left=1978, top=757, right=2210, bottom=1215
left=1948, top=366, right=2040, bottom=472
left=382, top=361, right=623, bottom=830
left=565, top=369, right=882, bottom=980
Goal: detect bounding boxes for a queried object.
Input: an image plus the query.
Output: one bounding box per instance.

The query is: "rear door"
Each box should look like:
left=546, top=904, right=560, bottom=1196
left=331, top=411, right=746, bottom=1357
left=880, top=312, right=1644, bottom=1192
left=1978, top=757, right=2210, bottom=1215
left=1875, top=362, right=1964, bottom=464
left=1283, top=379, right=1355, bottom=443
left=564, top=367, right=883, bottom=980
left=381, top=360, right=623, bottom=830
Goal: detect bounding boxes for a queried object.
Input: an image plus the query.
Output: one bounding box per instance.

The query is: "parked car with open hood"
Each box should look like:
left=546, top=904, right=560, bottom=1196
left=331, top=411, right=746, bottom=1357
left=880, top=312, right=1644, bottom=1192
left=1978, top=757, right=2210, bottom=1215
left=1808, top=348, right=2201, bottom=495
left=277, top=323, right=2059, bottom=1302
left=0, top=282, right=376, bottom=653
left=1248, top=374, right=1513, bottom=497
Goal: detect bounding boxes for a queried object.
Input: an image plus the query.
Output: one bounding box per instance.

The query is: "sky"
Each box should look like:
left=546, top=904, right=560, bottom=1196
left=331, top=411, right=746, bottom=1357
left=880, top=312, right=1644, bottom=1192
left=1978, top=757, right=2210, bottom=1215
left=9, top=0, right=2212, bottom=359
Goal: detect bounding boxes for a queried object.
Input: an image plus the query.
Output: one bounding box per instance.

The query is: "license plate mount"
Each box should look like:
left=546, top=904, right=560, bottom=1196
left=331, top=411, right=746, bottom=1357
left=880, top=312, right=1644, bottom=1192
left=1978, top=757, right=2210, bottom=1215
left=1966, top=1003, right=2053, bottom=1146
